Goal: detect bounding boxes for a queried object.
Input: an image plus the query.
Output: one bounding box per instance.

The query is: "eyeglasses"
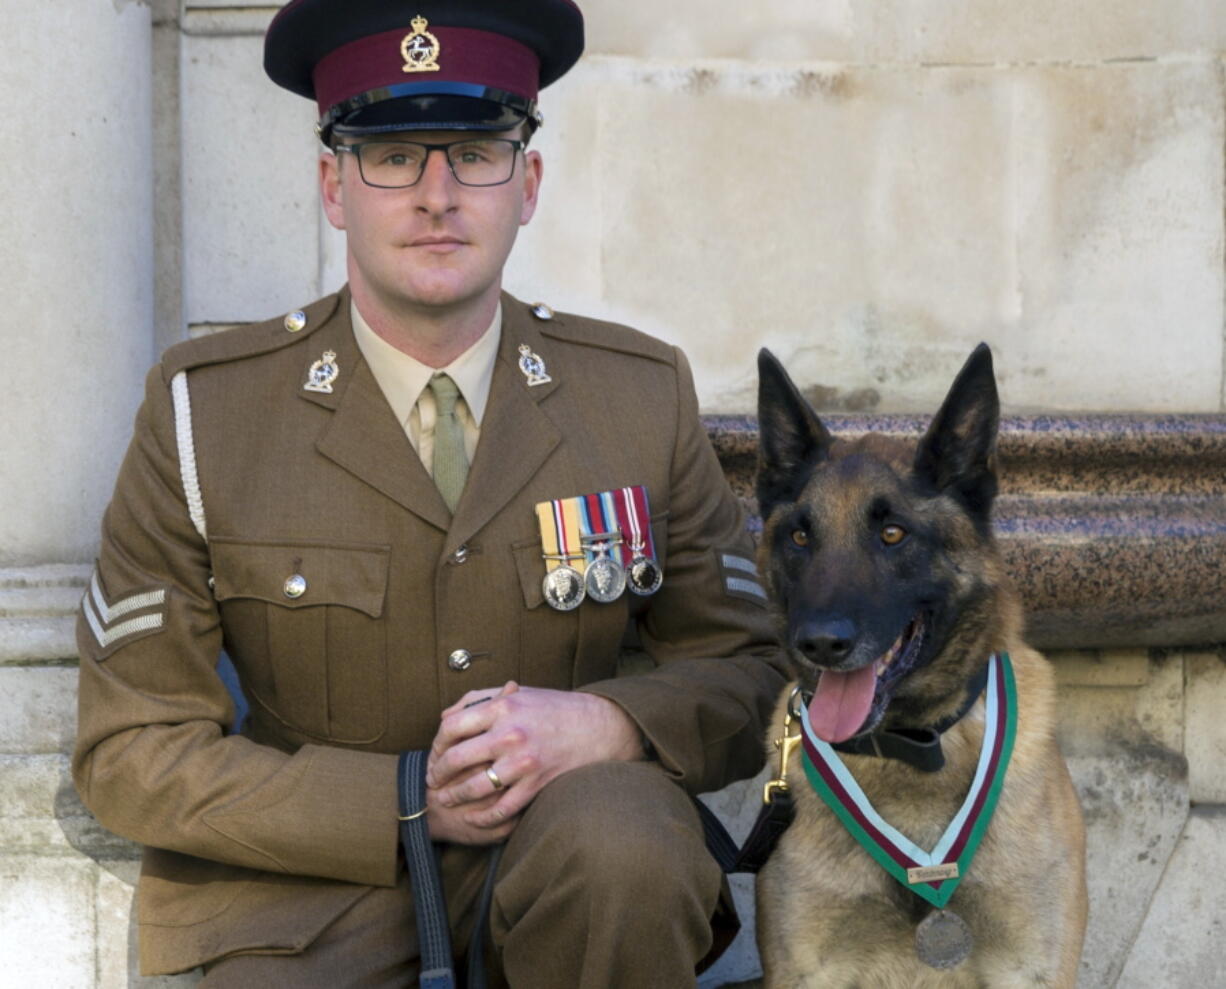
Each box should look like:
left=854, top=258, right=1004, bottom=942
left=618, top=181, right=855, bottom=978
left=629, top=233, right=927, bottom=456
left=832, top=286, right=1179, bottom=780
left=335, top=138, right=524, bottom=188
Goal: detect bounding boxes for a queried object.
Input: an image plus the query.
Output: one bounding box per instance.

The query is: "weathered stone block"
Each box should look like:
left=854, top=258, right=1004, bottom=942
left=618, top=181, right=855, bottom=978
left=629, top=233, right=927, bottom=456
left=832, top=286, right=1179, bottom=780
left=1185, top=652, right=1226, bottom=804
left=0, top=856, right=97, bottom=987
left=0, top=753, right=138, bottom=861
left=1056, top=655, right=1189, bottom=988
left=0, top=566, right=90, bottom=665
left=0, top=754, right=74, bottom=855
left=1051, top=650, right=1150, bottom=688
left=504, top=60, right=608, bottom=318
left=1115, top=806, right=1226, bottom=988
left=513, top=58, right=1224, bottom=416
left=182, top=33, right=324, bottom=324
left=0, top=667, right=79, bottom=754
left=581, top=0, right=1226, bottom=64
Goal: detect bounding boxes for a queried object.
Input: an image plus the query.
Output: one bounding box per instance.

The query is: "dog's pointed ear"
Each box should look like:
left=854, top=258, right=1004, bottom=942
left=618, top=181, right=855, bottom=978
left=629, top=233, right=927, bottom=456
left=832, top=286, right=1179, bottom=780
left=914, top=343, right=999, bottom=522
left=756, top=348, right=833, bottom=518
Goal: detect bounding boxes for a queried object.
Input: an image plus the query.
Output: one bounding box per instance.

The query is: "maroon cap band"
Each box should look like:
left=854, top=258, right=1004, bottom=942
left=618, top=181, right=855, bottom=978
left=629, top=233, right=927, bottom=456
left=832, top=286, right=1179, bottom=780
left=313, top=25, right=540, bottom=119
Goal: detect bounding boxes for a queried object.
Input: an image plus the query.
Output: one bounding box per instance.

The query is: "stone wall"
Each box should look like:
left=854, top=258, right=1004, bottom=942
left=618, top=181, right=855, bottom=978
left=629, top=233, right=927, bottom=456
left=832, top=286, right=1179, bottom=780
left=2, top=2, right=1225, bottom=986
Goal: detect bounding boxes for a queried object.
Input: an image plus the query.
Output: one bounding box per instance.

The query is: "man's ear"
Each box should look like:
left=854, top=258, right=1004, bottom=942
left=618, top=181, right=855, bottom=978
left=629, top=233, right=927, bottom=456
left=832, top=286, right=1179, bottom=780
left=320, top=151, right=346, bottom=231
left=913, top=343, right=999, bottom=523
left=756, top=348, right=833, bottom=521
left=519, top=149, right=543, bottom=226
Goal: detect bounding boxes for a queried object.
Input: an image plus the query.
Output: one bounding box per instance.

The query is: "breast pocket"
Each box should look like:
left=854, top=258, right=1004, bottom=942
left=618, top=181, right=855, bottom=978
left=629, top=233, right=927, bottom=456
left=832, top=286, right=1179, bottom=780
left=210, top=538, right=391, bottom=744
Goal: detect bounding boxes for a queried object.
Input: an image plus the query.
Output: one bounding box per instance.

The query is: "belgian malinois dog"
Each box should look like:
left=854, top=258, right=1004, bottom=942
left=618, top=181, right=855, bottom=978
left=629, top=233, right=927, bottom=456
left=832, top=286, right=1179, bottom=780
left=753, top=344, right=1087, bottom=987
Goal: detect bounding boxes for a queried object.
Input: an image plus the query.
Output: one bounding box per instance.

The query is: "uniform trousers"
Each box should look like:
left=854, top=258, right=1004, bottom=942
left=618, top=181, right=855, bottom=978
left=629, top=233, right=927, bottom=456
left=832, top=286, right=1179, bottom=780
left=199, top=761, right=723, bottom=988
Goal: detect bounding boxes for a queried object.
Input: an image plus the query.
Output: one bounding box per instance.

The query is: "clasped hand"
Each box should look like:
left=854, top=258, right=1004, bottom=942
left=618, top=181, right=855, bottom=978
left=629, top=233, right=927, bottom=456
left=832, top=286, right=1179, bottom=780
left=423, top=681, right=644, bottom=844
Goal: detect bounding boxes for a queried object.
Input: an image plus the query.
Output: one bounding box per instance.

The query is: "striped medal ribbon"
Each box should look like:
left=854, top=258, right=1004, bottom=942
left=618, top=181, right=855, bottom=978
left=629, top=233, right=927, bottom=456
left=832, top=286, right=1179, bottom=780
left=579, top=491, right=626, bottom=603
left=612, top=485, right=663, bottom=596
left=798, top=652, right=1016, bottom=921
left=535, top=497, right=586, bottom=611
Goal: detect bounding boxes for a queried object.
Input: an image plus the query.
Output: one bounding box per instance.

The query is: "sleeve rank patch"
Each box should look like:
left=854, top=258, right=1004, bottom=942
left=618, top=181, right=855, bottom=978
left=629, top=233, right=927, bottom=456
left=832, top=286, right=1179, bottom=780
left=718, top=550, right=768, bottom=607
left=81, top=569, right=168, bottom=658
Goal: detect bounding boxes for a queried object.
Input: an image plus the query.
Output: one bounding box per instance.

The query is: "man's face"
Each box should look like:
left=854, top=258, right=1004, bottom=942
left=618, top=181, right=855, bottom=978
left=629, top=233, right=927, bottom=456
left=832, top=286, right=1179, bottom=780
left=320, top=126, right=542, bottom=316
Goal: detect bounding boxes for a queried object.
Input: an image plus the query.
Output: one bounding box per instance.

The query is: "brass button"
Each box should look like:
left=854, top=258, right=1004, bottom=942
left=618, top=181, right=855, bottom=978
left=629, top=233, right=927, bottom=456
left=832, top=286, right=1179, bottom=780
left=448, top=649, right=472, bottom=671
left=284, top=310, right=307, bottom=333
left=284, top=574, right=308, bottom=599
left=453, top=545, right=469, bottom=564
left=530, top=302, right=554, bottom=321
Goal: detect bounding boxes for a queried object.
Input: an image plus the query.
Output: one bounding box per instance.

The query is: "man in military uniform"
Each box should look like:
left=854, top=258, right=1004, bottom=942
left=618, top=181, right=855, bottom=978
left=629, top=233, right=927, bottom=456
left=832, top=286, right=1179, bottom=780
left=73, top=1, right=788, bottom=985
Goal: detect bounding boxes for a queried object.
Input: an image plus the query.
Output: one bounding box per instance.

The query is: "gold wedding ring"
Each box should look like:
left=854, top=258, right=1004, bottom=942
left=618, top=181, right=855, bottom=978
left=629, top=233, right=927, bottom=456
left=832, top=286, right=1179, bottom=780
left=486, top=767, right=504, bottom=790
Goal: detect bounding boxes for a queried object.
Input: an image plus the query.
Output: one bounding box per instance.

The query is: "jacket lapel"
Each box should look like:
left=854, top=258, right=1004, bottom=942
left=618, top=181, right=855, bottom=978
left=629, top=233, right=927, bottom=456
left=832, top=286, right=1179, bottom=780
left=445, top=297, right=562, bottom=553
left=305, top=296, right=452, bottom=532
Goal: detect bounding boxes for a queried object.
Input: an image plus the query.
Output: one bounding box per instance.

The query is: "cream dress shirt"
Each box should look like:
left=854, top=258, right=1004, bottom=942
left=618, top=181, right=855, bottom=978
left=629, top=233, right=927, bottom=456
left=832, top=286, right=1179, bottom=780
left=350, top=300, right=502, bottom=476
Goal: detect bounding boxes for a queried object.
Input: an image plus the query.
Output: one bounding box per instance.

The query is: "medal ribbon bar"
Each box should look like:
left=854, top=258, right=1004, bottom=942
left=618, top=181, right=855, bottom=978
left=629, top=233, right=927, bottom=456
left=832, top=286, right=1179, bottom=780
left=534, top=498, right=584, bottom=571
left=614, top=486, right=657, bottom=562
left=579, top=491, right=627, bottom=603
left=613, top=485, right=664, bottom=596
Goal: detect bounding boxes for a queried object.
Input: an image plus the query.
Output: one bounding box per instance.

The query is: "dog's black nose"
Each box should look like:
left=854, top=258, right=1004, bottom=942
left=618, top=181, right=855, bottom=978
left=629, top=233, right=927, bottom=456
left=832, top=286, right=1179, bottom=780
left=793, top=617, right=857, bottom=665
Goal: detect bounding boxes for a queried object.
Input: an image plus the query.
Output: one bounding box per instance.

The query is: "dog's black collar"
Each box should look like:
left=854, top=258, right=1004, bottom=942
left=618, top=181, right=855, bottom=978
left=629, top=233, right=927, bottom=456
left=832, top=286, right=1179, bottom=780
left=826, top=661, right=992, bottom=773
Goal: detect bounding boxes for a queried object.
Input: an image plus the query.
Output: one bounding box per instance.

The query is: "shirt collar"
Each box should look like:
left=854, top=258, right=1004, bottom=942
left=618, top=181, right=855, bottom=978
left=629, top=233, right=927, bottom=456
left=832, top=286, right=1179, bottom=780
left=350, top=299, right=502, bottom=427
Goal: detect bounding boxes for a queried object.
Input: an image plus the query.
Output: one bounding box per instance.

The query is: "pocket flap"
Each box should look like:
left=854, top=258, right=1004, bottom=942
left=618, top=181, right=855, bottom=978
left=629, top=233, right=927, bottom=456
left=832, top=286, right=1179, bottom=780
left=512, top=536, right=547, bottom=610
left=210, top=538, right=391, bottom=617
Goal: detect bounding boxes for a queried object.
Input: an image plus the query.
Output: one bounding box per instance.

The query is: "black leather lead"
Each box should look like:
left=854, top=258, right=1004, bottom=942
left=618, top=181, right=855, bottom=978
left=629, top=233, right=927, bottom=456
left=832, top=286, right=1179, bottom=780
left=693, top=790, right=795, bottom=876
left=464, top=844, right=504, bottom=989
left=398, top=749, right=456, bottom=989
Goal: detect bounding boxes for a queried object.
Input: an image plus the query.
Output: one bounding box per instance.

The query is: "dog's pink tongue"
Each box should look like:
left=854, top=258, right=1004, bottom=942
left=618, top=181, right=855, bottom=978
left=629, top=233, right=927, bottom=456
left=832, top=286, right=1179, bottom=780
left=809, top=666, right=877, bottom=743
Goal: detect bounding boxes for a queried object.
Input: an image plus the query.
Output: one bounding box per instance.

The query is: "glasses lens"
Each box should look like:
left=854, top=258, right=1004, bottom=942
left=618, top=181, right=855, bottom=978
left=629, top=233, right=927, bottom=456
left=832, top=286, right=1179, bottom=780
left=446, top=140, right=518, bottom=186
left=355, top=142, right=428, bottom=188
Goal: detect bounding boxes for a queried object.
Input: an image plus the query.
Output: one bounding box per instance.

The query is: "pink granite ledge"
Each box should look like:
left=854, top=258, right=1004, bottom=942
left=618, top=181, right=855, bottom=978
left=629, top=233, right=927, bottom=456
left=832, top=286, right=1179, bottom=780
left=704, top=414, right=1226, bottom=650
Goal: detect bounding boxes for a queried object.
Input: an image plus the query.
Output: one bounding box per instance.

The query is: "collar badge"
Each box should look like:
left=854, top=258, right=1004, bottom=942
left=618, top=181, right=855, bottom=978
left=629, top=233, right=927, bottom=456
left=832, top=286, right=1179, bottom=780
left=401, top=16, right=441, bottom=73
left=304, top=350, right=340, bottom=394
left=518, top=344, right=552, bottom=387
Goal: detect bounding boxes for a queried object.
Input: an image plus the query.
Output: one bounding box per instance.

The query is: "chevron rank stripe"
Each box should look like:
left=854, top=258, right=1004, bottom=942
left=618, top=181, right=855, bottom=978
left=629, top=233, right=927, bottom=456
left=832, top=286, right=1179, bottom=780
left=798, top=653, right=1017, bottom=910
left=719, top=552, right=767, bottom=603
left=82, top=570, right=168, bottom=652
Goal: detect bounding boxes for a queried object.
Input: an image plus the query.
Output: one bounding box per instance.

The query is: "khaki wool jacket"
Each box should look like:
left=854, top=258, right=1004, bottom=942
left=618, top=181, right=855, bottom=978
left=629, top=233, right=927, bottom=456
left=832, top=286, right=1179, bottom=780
left=73, top=289, right=789, bottom=975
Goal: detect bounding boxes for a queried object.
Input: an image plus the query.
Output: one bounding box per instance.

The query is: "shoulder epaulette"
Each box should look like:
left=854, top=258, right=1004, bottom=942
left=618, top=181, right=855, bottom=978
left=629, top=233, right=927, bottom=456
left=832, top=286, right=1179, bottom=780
left=528, top=303, right=677, bottom=367
left=161, top=292, right=342, bottom=381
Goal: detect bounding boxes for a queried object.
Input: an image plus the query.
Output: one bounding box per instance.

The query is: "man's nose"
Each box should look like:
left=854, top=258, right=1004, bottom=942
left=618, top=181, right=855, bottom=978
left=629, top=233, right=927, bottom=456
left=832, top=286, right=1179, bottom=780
left=415, top=148, right=458, bottom=211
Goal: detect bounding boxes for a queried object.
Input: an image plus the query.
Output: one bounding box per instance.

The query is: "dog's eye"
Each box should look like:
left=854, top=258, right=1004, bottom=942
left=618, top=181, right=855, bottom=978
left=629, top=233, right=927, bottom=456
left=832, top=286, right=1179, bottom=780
left=881, top=524, right=907, bottom=546
left=790, top=529, right=809, bottom=548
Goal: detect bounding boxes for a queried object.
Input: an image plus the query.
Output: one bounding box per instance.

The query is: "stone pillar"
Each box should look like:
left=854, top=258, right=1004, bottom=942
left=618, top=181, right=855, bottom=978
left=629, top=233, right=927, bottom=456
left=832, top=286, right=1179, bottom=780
left=0, top=1, right=155, bottom=569
left=0, top=3, right=155, bottom=986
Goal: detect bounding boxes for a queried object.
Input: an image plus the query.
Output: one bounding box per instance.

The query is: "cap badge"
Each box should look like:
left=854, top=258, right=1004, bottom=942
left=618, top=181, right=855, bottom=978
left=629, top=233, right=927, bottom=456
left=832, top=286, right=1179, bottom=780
left=304, top=350, right=340, bottom=394
left=518, top=344, right=552, bottom=387
left=401, top=15, right=441, bottom=73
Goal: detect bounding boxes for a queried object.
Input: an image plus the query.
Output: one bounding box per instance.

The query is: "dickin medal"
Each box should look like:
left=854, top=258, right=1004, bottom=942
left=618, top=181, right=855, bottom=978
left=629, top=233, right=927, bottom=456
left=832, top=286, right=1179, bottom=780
left=915, top=909, right=974, bottom=970
left=797, top=653, right=1018, bottom=971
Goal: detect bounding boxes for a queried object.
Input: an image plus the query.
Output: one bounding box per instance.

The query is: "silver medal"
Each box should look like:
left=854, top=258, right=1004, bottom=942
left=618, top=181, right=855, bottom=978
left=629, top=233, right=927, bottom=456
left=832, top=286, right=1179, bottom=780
left=542, top=565, right=585, bottom=611
left=584, top=553, right=626, bottom=603
left=915, top=909, right=974, bottom=970
left=626, top=554, right=663, bottom=596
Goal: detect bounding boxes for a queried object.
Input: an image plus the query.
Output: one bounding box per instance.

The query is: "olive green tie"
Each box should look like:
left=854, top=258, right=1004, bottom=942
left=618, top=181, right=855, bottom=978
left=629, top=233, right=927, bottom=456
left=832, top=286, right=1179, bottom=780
left=429, top=373, right=468, bottom=512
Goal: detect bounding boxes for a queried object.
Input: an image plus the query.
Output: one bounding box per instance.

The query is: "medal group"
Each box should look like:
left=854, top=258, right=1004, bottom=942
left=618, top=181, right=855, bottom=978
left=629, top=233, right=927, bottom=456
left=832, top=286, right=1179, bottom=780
left=534, top=486, right=663, bottom=611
